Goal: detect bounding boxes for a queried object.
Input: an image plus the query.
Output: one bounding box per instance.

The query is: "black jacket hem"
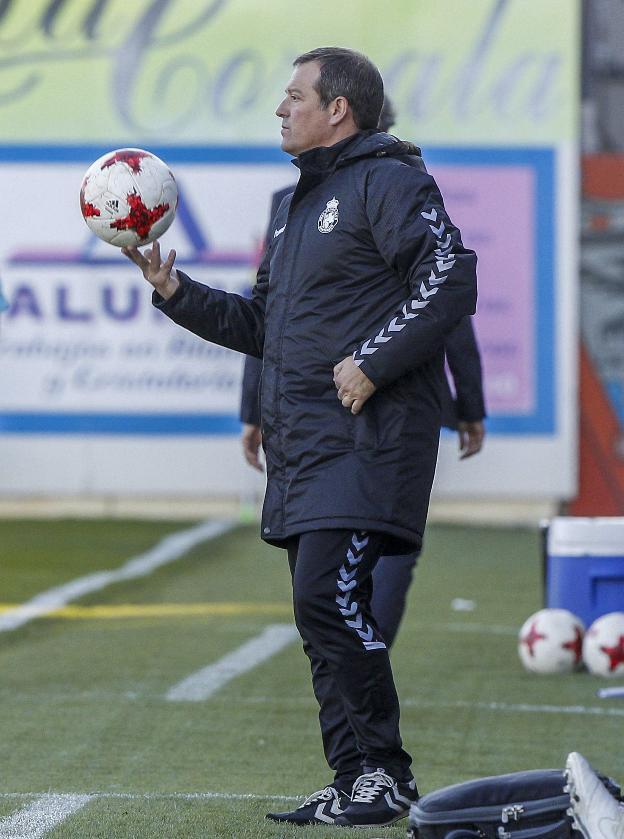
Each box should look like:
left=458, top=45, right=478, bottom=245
left=262, top=516, right=422, bottom=555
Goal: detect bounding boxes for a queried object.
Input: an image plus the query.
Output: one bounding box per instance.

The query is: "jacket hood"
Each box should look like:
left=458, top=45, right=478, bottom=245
left=338, top=130, right=422, bottom=164
left=294, top=130, right=423, bottom=175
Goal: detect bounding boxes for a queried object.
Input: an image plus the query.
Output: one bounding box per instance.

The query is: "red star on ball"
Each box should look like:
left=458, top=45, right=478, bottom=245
left=109, top=191, right=170, bottom=240
left=521, top=621, right=547, bottom=657
left=600, top=634, right=624, bottom=672
left=101, top=149, right=149, bottom=173
left=562, top=626, right=583, bottom=663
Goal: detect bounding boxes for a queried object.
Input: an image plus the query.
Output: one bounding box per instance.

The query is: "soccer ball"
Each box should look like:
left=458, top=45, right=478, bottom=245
left=582, top=612, right=624, bottom=677
left=80, top=148, right=178, bottom=247
left=518, top=608, right=585, bottom=674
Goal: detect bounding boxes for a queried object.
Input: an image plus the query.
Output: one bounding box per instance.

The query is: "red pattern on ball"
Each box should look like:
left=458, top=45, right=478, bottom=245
left=110, top=191, right=170, bottom=239
left=101, top=149, right=149, bottom=174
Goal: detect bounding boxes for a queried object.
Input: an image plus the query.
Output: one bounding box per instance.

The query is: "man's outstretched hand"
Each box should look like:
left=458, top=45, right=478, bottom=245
left=333, top=356, right=376, bottom=415
left=122, top=240, right=179, bottom=300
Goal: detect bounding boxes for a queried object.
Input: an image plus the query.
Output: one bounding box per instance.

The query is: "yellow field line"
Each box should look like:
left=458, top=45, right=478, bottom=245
left=0, top=602, right=292, bottom=620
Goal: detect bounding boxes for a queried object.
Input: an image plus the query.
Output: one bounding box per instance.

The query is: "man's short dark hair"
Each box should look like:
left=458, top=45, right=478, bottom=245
left=293, top=47, right=384, bottom=130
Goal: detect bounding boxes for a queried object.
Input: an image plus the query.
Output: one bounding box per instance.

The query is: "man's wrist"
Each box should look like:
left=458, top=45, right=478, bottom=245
left=357, top=359, right=381, bottom=389
left=155, top=270, right=180, bottom=301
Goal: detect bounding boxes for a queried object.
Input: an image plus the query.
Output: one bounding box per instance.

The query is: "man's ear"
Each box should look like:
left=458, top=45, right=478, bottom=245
left=328, top=96, right=350, bottom=126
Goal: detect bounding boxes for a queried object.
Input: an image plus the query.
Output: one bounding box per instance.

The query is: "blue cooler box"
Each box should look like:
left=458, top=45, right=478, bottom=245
left=546, top=517, right=624, bottom=626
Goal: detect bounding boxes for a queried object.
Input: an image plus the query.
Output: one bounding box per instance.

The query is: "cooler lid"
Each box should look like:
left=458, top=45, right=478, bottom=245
left=548, top=516, right=624, bottom=556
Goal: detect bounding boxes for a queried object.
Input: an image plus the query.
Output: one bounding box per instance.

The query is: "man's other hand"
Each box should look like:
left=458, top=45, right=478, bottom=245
left=333, top=357, right=376, bottom=415
left=242, top=423, right=264, bottom=471
left=122, top=240, right=179, bottom=300
left=458, top=420, right=485, bottom=459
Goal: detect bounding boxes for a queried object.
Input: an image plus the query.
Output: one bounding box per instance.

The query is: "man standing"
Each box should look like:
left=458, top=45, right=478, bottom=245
left=124, top=47, right=477, bottom=828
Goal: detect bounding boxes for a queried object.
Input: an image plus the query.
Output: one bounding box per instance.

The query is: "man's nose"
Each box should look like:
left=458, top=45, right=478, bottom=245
left=275, top=98, right=288, bottom=118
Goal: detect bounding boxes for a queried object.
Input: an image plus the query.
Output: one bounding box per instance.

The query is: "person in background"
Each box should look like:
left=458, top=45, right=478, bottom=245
left=124, top=47, right=478, bottom=828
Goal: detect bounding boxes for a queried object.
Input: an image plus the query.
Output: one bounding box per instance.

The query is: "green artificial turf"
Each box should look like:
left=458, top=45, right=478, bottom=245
left=0, top=519, right=200, bottom=602
left=0, top=520, right=621, bottom=838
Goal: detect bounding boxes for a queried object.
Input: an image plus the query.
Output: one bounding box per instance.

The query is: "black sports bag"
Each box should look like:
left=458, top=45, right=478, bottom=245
left=407, top=769, right=577, bottom=839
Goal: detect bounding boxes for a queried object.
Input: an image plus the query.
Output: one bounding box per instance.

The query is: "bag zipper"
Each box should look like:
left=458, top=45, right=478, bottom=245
left=410, top=794, right=570, bottom=825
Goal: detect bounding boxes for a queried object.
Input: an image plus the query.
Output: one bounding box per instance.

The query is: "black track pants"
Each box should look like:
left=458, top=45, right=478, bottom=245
left=286, top=530, right=412, bottom=784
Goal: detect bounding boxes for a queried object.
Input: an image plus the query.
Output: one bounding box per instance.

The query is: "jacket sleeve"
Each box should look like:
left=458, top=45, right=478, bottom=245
left=354, top=163, right=477, bottom=388
left=444, top=316, right=487, bottom=422
left=152, top=248, right=270, bottom=359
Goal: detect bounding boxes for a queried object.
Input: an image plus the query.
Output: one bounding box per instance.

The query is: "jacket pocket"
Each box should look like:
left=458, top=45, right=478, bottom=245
left=351, top=403, right=378, bottom=450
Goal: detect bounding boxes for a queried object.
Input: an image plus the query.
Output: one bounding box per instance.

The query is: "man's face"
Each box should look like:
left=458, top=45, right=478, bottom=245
left=276, top=61, right=334, bottom=156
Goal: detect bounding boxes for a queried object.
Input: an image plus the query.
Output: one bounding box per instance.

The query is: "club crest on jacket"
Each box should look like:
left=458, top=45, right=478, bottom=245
left=318, top=196, right=340, bottom=233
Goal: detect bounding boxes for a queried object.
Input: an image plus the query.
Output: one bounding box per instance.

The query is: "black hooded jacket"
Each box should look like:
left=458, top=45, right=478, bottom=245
left=155, top=131, right=478, bottom=551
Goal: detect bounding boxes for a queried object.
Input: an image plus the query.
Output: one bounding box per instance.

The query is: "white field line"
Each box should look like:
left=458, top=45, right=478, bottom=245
left=402, top=697, right=624, bottom=717
left=0, top=793, right=91, bottom=838
left=190, top=694, right=624, bottom=719
left=0, top=791, right=300, bottom=803
left=2, top=690, right=623, bottom=720
left=164, top=620, right=515, bottom=704
left=0, top=520, right=234, bottom=633
left=166, top=623, right=299, bottom=701
left=434, top=622, right=517, bottom=635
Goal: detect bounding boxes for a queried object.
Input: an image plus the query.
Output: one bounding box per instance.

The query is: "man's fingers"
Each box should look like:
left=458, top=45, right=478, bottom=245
left=149, top=240, right=160, bottom=268
left=458, top=424, right=484, bottom=459
left=244, top=449, right=259, bottom=469
left=461, top=436, right=483, bottom=459
left=163, top=248, right=177, bottom=272
left=122, top=246, right=145, bottom=268
left=334, top=355, right=375, bottom=414
left=241, top=425, right=264, bottom=472
left=244, top=447, right=263, bottom=471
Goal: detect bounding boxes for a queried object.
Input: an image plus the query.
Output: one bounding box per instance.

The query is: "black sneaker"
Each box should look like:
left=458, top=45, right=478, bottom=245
left=266, top=783, right=349, bottom=825
left=334, top=768, right=418, bottom=827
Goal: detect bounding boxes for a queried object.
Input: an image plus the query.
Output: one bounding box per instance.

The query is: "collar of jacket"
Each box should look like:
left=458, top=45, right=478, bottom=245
left=292, top=130, right=423, bottom=177
left=287, top=131, right=424, bottom=210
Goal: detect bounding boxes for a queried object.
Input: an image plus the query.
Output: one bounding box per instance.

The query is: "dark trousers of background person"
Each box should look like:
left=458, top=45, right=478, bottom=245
left=372, top=552, right=418, bottom=648
left=286, top=530, right=415, bottom=788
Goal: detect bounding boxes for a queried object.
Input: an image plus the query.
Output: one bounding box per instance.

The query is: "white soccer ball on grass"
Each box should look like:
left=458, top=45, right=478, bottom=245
left=582, top=612, right=624, bottom=677
left=518, top=608, right=585, bottom=674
